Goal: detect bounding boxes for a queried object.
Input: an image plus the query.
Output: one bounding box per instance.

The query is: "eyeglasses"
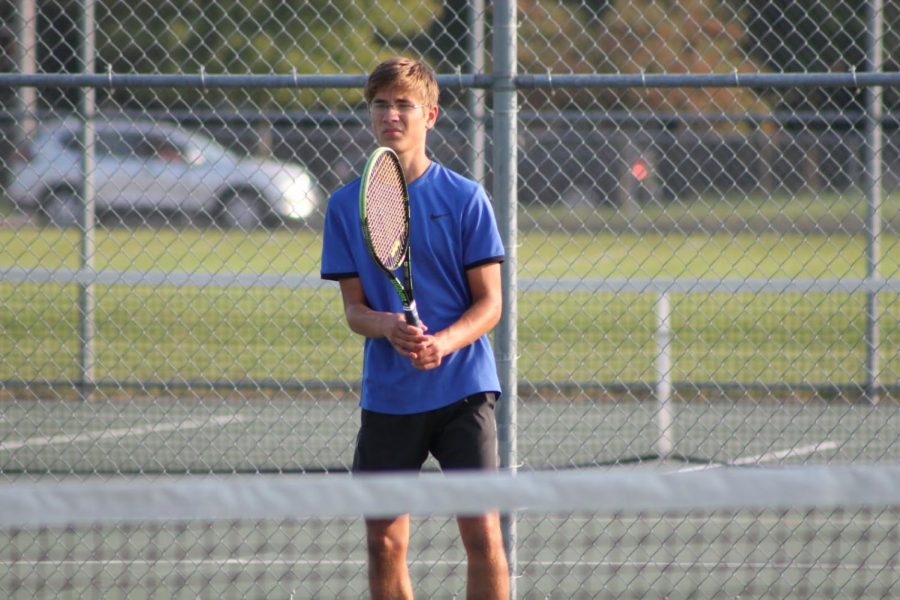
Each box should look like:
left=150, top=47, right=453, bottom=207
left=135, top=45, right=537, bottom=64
left=369, top=100, right=426, bottom=115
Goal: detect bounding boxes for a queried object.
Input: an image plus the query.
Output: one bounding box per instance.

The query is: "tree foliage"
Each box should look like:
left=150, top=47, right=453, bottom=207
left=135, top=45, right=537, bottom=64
left=602, top=0, right=772, bottom=119
left=5, top=0, right=896, bottom=115
left=517, top=0, right=772, bottom=119
left=41, top=0, right=441, bottom=108
left=743, top=0, right=899, bottom=113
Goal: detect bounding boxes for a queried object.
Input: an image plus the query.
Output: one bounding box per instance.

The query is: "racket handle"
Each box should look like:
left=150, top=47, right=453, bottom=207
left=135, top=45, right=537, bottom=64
left=403, top=301, right=421, bottom=328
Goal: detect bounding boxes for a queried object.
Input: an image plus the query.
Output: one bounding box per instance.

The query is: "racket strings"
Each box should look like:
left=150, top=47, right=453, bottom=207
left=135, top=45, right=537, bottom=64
left=367, top=156, right=408, bottom=270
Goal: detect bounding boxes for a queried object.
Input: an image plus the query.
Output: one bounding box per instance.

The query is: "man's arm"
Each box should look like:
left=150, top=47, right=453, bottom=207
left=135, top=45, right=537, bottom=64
left=338, top=277, right=427, bottom=359
left=409, top=262, right=502, bottom=371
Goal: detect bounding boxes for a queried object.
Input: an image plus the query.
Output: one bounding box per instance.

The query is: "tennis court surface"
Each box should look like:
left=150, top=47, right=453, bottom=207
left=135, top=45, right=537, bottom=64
left=2, top=391, right=899, bottom=598
left=2, top=391, right=898, bottom=474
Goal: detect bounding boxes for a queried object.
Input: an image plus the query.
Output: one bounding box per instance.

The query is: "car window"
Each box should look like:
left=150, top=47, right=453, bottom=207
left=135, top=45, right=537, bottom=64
left=55, top=129, right=127, bottom=158
left=121, top=132, right=157, bottom=160
left=130, top=132, right=186, bottom=163
left=98, top=131, right=139, bottom=158
left=52, top=125, right=192, bottom=163
left=151, top=135, right=185, bottom=163
left=50, top=129, right=153, bottom=158
left=57, top=131, right=82, bottom=153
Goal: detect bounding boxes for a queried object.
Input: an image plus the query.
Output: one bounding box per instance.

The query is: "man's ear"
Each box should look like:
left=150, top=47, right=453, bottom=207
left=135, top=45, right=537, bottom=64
left=425, top=105, right=439, bottom=130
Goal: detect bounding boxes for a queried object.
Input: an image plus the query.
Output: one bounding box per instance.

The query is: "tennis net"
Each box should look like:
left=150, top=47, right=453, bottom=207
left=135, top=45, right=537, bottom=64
left=2, top=464, right=899, bottom=598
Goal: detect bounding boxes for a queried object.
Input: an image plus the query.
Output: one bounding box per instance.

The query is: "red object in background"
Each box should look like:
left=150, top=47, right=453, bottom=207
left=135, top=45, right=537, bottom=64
left=631, top=159, right=649, bottom=181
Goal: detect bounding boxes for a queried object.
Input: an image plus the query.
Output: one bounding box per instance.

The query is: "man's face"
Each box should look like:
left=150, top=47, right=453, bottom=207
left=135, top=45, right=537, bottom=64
left=369, top=86, right=438, bottom=155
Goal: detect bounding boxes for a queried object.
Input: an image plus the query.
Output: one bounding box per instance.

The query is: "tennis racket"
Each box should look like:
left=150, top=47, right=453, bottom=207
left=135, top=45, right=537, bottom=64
left=359, top=147, right=422, bottom=327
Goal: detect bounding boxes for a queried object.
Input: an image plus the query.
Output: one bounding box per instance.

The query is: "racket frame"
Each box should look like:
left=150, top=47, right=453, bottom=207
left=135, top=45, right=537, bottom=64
left=359, top=147, right=421, bottom=327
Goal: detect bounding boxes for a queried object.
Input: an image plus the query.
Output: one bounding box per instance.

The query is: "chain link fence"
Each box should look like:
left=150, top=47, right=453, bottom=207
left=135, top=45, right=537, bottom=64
left=1, top=0, right=899, bottom=597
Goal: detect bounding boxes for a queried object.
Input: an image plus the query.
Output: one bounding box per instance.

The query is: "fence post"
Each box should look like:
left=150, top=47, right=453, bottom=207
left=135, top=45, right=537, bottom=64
left=864, top=0, right=883, bottom=403
left=77, top=0, right=96, bottom=399
left=466, top=0, right=486, bottom=185
left=492, top=0, right=518, bottom=595
left=655, top=292, right=674, bottom=459
left=16, top=0, right=37, bottom=140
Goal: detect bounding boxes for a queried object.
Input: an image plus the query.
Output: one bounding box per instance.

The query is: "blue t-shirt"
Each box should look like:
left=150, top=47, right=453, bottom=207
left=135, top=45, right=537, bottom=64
left=320, top=162, right=505, bottom=414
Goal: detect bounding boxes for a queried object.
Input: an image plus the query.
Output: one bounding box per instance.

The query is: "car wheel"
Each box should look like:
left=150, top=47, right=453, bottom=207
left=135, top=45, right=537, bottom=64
left=219, top=191, right=267, bottom=230
left=42, top=189, right=82, bottom=228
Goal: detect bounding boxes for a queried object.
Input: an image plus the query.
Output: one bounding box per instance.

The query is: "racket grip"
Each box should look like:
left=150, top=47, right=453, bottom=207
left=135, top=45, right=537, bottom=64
left=404, top=301, right=422, bottom=328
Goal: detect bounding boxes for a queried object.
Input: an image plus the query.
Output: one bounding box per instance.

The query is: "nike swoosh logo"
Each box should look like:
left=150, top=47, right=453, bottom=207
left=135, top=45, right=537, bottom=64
left=430, top=212, right=450, bottom=221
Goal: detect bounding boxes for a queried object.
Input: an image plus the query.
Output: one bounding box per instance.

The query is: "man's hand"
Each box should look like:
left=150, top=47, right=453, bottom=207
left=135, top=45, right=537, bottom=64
left=409, top=332, right=446, bottom=370
left=385, top=317, right=428, bottom=359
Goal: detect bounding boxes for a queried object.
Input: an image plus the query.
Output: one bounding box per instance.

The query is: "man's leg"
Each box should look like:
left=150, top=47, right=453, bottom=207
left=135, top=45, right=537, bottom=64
left=354, top=408, right=432, bottom=599
left=365, top=515, right=414, bottom=600
left=431, top=394, right=508, bottom=598
left=457, top=511, right=509, bottom=600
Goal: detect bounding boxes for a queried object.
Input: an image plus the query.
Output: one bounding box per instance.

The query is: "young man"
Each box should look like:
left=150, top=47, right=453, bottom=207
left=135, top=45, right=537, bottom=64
left=320, top=57, right=509, bottom=600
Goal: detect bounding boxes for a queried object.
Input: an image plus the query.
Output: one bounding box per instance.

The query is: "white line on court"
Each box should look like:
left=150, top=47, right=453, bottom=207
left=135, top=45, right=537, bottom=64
left=674, top=440, right=840, bottom=473
left=0, top=415, right=251, bottom=452
left=2, top=557, right=894, bottom=573
left=0, top=558, right=368, bottom=568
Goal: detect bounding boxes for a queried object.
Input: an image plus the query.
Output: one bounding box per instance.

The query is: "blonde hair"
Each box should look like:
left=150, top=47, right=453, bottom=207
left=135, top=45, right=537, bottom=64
left=364, top=57, right=439, bottom=107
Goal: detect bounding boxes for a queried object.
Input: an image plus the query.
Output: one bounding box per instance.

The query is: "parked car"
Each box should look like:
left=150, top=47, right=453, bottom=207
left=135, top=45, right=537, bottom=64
left=7, top=119, right=323, bottom=229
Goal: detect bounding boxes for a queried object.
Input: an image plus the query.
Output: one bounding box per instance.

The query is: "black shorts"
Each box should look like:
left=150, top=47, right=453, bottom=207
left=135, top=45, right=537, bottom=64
left=352, top=392, right=499, bottom=473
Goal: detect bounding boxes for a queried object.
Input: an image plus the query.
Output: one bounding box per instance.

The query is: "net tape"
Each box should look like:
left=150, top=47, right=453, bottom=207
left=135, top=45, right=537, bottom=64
left=3, top=464, right=900, bottom=528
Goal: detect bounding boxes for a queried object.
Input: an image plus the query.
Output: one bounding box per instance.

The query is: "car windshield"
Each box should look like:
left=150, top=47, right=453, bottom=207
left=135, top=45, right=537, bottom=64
left=45, top=122, right=237, bottom=166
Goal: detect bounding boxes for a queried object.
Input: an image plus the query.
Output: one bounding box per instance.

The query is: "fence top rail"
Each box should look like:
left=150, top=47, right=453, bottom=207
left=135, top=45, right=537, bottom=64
left=0, top=73, right=483, bottom=90
left=517, top=71, right=900, bottom=89
left=2, top=267, right=898, bottom=294
left=0, top=71, right=898, bottom=90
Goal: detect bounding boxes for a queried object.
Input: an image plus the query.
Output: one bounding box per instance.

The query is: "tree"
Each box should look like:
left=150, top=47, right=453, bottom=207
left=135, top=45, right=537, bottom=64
left=512, top=0, right=773, bottom=121
left=23, top=0, right=440, bottom=113
left=743, top=0, right=899, bottom=116
left=594, top=0, right=772, bottom=122
left=99, top=0, right=442, bottom=110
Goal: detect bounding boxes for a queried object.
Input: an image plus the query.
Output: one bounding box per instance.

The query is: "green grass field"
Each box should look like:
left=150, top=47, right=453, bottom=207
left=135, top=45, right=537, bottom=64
left=521, top=189, right=900, bottom=235
left=0, top=224, right=898, bottom=387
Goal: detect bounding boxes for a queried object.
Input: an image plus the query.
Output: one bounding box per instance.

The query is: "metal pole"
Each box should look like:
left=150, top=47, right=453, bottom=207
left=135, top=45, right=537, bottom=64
left=78, top=0, right=96, bottom=399
left=17, top=0, right=37, bottom=138
left=864, top=0, right=883, bottom=403
left=492, top=0, right=518, bottom=596
left=466, top=0, right=485, bottom=184
left=655, top=292, right=674, bottom=458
